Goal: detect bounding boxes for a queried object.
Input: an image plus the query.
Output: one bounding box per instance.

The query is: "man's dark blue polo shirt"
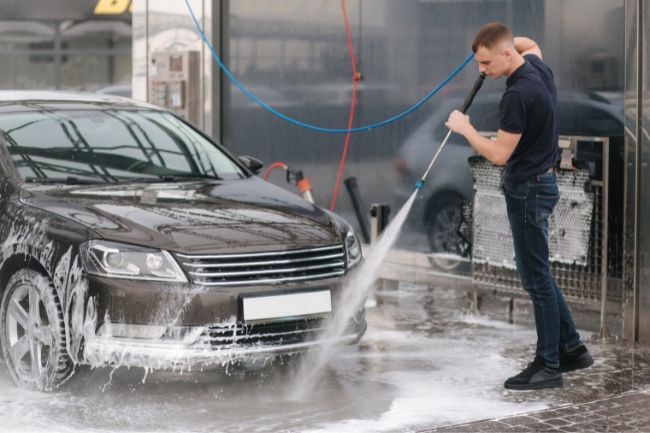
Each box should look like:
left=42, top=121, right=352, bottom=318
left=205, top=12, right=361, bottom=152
left=500, top=54, right=558, bottom=183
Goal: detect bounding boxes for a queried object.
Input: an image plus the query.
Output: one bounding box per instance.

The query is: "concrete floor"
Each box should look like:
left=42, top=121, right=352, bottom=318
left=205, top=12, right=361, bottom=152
left=0, top=283, right=648, bottom=433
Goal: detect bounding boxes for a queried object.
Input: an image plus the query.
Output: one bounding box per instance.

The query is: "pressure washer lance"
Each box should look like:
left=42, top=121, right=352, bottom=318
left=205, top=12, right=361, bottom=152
left=416, top=73, right=487, bottom=190
left=287, top=168, right=315, bottom=204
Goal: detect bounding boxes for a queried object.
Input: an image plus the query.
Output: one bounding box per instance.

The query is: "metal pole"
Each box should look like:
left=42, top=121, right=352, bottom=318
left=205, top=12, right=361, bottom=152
left=218, top=0, right=230, bottom=145
left=145, top=0, right=149, bottom=102
left=598, top=138, right=611, bottom=339
left=418, top=129, right=453, bottom=186
left=344, top=177, right=371, bottom=243
left=369, top=203, right=391, bottom=242
left=633, top=0, right=643, bottom=341
left=54, top=22, right=61, bottom=90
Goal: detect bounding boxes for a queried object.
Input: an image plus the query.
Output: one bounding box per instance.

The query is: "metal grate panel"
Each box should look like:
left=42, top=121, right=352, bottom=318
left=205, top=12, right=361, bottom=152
left=470, top=157, right=594, bottom=268
left=469, top=157, right=622, bottom=303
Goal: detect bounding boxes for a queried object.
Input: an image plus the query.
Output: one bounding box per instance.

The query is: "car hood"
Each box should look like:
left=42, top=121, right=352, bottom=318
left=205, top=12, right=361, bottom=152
left=20, top=177, right=343, bottom=254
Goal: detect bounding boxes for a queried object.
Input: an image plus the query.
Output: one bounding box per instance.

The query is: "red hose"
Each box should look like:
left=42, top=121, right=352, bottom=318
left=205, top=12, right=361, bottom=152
left=263, top=162, right=288, bottom=180
left=329, top=0, right=359, bottom=211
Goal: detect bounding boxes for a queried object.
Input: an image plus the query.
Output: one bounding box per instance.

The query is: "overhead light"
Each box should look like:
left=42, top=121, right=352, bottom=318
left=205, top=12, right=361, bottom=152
left=94, top=0, right=132, bottom=15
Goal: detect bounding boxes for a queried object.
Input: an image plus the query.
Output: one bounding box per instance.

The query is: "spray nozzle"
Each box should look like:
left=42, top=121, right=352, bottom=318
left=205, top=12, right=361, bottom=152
left=286, top=168, right=305, bottom=184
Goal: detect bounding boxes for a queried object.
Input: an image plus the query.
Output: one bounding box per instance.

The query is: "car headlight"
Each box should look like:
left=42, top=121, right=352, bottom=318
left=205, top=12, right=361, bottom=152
left=80, top=240, right=188, bottom=283
left=345, top=227, right=362, bottom=269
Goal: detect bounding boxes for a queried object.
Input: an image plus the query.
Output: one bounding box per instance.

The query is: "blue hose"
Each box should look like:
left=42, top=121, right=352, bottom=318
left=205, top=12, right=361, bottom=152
left=184, top=0, right=474, bottom=134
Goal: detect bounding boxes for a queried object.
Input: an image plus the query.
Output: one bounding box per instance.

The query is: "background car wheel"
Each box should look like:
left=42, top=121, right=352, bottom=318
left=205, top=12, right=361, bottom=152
left=0, top=269, right=73, bottom=390
left=426, top=194, right=470, bottom=270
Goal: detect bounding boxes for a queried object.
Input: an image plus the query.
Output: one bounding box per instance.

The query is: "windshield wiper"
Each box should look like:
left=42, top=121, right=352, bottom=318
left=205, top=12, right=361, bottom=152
left=24, top=176, right=113, bottom=185
left=114, top=175, right=222, bottom=183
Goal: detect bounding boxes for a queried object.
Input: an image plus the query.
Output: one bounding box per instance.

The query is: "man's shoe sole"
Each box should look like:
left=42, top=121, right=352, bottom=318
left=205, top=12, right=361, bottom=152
left=561, top=355, right=594, bottom=373
left=504, top=378, right=563, bottom=391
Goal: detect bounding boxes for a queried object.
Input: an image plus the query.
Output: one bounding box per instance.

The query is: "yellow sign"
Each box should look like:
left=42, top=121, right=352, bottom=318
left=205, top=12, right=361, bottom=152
left=94, top=0, right=132, bottom=15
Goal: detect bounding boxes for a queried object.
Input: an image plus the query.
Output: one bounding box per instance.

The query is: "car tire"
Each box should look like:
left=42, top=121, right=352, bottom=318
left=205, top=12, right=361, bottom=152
left=425, top=194, right=470, bottom=270
left=0, top=269, right=73, bottom=390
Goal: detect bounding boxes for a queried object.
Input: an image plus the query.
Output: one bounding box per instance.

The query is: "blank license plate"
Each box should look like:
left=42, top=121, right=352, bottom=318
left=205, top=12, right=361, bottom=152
left=242, top=290, right=331, bottom=322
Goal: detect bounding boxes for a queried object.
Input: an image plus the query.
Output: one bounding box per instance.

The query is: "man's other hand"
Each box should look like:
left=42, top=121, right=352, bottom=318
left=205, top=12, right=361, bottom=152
left=445, top=110, right=472, bottom=136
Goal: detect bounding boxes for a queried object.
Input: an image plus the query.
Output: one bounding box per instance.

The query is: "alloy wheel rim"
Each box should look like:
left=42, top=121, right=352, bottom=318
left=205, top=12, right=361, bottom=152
left=5, top=283, right=54, bottom=384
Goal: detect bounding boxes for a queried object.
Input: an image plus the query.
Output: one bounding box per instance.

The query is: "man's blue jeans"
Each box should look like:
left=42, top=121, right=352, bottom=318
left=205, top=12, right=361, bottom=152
left=502, top=172, right=582, bottom=368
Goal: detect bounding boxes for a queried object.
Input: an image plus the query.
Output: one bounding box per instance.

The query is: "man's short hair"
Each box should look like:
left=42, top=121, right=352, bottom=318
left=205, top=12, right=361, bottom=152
left=472, top=23, right=513, bottom=53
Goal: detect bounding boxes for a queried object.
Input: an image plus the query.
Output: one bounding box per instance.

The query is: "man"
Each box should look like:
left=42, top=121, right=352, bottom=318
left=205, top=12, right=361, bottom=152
left=445, top=23, right=593, bottom=390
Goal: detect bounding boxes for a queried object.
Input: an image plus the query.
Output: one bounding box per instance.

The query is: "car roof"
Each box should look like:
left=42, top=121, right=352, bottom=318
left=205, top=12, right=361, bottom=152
left=0, top=91, right=160, bottom=111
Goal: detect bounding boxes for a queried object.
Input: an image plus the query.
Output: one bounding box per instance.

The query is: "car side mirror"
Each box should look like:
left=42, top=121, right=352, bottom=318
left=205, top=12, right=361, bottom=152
left=237, top=155, right=264, bottom=175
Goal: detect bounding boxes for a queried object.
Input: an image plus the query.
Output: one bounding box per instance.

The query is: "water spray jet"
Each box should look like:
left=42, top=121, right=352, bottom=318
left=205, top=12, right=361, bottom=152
left=288, top=73, right=487, bottom=399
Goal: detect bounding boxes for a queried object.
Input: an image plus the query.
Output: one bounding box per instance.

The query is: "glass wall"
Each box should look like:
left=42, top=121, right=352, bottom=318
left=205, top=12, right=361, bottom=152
left=623, top=0, right=639, bottom=340
left=624, top=0, right=650, bottom=343
left=642, top=0, right=650, bottom=343
left=222, top=0, right=625, bottom=259
left=0, top=0, right=132, bottom=93
left=622, top=0, right=650, bottom=343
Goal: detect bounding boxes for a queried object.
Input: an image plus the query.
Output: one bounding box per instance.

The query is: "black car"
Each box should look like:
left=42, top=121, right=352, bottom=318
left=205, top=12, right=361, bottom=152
left=0, top=92, right=365, bottom=390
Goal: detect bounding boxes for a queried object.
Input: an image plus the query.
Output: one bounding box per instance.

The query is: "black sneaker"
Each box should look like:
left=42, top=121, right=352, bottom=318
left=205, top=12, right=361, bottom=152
left=560, top=345, right=594, bottom=373
left=504, top=358, right=563, bottom=390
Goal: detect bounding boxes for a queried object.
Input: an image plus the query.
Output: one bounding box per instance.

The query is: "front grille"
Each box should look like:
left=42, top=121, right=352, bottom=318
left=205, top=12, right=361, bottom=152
left=198, top=319, right=327, bottom=348
left=176, top=244, right=346, bottom=286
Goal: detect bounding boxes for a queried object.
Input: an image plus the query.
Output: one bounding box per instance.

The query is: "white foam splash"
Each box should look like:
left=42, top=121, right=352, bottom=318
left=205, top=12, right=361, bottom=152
left=0, top=210, right=99, bottom=388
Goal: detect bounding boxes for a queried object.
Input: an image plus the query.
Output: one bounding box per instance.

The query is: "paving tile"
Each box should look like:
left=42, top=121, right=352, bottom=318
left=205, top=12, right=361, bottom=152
left=530, top=411, right=564, bottom=421
left=424, top=340, right=650, bottom=433
left=511, top=423, right=549, bottom=432
left=430, top=393, right=650, bottom=433
left=509, top=426, right=535, bottom=432
left=544, top=418, right=571, bottom=427
left=499, top=415, right=536, bottom=426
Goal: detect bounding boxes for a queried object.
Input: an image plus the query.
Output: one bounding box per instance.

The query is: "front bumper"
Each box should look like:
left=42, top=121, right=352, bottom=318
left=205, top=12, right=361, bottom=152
left=83, top=267, right=367, bottom=369
left=88, top=275, right=352, bottom=327
left=83, top=318, right=367, bottom=368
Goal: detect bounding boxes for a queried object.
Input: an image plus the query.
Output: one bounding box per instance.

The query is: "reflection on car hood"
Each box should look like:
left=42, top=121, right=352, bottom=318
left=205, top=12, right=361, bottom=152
left=20, top=177, right=341, bottom=254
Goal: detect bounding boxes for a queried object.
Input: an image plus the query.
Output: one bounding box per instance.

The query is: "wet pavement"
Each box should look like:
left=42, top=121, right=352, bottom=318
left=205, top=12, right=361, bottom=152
left=424, top=389, right=650, bottom=432
left=1, top=283, right=650, bottom=432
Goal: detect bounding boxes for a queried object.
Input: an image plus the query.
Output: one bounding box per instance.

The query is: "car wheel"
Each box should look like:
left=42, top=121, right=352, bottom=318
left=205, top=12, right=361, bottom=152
left=426, top=194, right=470, bottom=270
left=0, top=269, right=73, bottom=390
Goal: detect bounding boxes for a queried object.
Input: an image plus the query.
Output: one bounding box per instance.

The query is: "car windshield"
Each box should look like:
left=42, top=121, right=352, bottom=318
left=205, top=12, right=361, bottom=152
left=0, top=108, right=246, bottom=183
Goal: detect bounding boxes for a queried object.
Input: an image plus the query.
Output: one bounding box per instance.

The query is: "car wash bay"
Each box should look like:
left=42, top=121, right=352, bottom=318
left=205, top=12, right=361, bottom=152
left=3, top=0, right=650, bottom=432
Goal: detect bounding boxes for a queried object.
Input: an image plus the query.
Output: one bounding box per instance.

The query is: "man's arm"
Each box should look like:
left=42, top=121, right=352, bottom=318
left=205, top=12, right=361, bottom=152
left=445, top=110, right=521, bottom=166
left=514, top=36, right=542, bottom=59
